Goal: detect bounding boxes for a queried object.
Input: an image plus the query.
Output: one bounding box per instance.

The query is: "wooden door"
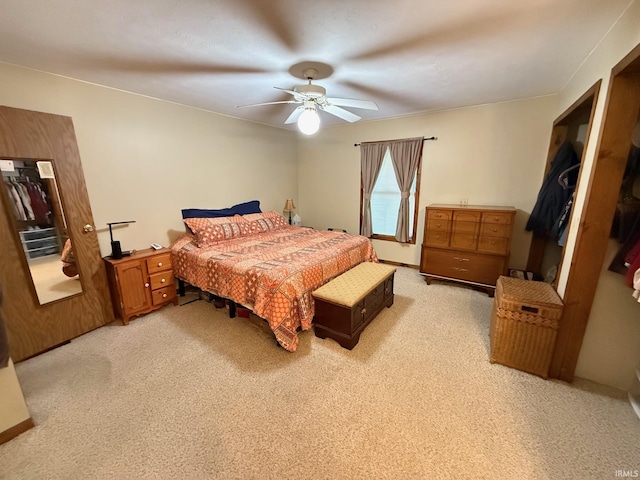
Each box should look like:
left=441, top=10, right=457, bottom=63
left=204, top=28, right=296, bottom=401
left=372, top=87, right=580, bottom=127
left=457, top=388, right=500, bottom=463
left=0, top=106, right=114, bottom=361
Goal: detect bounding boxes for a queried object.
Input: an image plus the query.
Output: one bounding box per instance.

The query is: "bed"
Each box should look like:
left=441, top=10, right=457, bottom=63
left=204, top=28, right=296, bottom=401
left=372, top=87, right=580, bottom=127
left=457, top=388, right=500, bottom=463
left=171, top=210, right=378, bottom=351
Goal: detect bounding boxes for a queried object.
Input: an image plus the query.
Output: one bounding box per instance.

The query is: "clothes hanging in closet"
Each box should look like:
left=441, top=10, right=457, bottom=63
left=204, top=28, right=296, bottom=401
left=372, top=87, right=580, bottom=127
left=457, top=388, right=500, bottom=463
left=526, top=140, right=580, bottom=235
left=3, top=178, right=51, bottom=222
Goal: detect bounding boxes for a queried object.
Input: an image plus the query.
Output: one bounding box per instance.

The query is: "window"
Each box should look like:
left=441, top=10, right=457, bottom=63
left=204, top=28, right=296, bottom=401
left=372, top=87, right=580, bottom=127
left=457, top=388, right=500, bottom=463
left=360, top=138, right=423, bottom=244
left=370, top=148, right=418, bottom=239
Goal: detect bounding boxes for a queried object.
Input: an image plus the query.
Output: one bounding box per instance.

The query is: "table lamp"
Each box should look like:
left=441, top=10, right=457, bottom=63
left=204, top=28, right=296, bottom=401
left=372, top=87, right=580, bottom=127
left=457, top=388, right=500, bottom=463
left=283, top=199, right=296, bottom=225
left=107, top=221, right=136, bottom=259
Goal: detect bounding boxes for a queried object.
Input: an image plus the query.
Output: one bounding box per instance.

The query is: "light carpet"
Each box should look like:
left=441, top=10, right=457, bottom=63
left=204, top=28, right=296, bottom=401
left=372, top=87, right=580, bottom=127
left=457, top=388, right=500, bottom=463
left=1, top=267, right=639, bottom=479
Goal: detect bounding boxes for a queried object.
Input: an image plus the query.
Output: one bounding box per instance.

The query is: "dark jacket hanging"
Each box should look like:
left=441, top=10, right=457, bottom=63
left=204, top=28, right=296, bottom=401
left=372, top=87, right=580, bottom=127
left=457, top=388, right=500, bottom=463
left=526, top=141, right=580, bottom=234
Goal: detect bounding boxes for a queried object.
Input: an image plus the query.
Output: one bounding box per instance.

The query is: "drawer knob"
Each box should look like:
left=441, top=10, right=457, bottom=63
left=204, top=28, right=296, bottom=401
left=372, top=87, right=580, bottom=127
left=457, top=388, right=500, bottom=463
left=492, top=228, right=497, bottom=232
left=494, top=216, right=499, bottom=221
left=144, top=283, right=150, bottom=288
left=158, top=262, right=163, bottom=267
left=161, top=278, right=166, bottom=283
left=491, top=241, right=496, bottom=245
left=162, top=293, right=167, bottom=298
left=361, top=308, right=367, bottom=315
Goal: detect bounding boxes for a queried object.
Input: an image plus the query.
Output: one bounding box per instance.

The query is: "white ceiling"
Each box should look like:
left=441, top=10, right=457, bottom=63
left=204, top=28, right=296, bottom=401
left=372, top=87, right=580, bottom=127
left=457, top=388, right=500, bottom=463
left=0, top=0, right=633, bottom=131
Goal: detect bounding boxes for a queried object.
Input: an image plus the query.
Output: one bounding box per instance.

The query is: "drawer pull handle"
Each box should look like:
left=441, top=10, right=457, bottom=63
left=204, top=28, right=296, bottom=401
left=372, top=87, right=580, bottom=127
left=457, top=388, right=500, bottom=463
left=161, top=278, right=166, bottom=283
left=158, top=262, right=163, bottom=267
left=144, top=283, right=150, bottom=288
left=361, top=308, right=367, bottom=315
left=452, top=267, right=469, bottom=272
left=162, top=293, right=167, bottom=298
left=453, top=257, right=469, bottom=262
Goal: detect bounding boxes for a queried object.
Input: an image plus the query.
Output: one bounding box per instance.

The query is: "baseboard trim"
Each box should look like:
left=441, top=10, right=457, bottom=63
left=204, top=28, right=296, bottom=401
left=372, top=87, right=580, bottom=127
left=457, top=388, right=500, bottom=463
left=0, top=417, right=35, bottom=445
left=378, top=259, right=420, bottom=269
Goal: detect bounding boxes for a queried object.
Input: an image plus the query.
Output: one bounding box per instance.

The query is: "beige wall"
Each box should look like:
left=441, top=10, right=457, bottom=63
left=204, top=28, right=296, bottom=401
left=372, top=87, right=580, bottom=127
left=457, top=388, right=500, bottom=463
left=555, top=0, right=640, bottom=391
left=297, top=96, right=558, bottom=269
left=0, top=359, right=31, bottom=435
left=0, top=62, right=298, bottom=255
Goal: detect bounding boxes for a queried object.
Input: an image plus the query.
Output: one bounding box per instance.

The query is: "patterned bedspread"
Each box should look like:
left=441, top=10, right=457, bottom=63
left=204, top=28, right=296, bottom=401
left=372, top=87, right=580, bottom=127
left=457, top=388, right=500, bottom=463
left=171, top=226, right=378, bottom=351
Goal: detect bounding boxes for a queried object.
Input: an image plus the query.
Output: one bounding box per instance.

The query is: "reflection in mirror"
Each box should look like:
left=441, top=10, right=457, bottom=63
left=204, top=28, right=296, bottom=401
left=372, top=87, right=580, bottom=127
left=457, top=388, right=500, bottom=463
left=1, top=158, right=83, bottom=305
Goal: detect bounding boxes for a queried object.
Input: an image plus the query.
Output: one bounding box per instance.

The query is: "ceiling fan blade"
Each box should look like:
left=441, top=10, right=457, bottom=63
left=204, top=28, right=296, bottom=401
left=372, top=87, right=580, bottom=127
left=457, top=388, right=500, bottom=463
left=326, top=98, right=379, bottom=111
left=237, top=100, right=299, bottom=108
left=274, top=86, right=299, bottom=97
left=321, top=105, right=362, bottom=123
left=284, top=106, right=305, bottom=124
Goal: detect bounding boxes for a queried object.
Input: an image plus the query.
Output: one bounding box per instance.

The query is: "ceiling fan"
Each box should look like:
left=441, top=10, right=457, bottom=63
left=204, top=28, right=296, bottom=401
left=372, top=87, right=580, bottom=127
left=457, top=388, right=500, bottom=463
left=238, top=67, right=379, bottom=134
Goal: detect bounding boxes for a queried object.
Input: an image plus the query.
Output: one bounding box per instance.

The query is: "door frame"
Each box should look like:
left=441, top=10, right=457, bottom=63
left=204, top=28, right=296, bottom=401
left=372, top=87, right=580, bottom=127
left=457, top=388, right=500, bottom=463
left=550, top=42, right=640, bottom=381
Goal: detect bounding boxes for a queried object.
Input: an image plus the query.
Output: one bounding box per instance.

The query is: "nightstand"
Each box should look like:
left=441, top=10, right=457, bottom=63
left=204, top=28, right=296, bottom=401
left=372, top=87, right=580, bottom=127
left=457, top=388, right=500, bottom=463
left=103, top=248, right=177, bottom=325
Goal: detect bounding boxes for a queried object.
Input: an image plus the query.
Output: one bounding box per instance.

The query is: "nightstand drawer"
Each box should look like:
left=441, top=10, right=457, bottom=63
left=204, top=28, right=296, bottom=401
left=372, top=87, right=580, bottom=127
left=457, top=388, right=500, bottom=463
left=152, top=285, right=176, bottom=306
left=149, top=270, right=173, bottom=290
left=147, top=253, right=172, bottom=274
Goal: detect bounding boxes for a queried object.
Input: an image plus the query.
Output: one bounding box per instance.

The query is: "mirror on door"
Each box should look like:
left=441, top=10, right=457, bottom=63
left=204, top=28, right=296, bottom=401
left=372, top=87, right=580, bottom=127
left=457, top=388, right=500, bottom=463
left=0, top=157, right=84, bottom=305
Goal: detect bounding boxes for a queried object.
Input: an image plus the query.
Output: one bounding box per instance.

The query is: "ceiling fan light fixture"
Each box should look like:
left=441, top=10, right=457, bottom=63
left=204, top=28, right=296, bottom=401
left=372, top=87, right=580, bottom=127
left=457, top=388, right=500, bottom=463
left=298, top=108, right=320, bottom=135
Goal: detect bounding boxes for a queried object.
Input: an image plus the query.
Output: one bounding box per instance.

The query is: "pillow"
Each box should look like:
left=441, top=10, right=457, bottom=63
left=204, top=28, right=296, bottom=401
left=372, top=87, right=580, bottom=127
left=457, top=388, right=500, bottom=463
left=184, top=216, right=251, bottom=247
left=181, top=200, right=261, bottom=219
left=231, top=200, right=262, bottom=215
left=247, top=213, right=289, bottom=233
left=243, top=211, right=283, bottom=222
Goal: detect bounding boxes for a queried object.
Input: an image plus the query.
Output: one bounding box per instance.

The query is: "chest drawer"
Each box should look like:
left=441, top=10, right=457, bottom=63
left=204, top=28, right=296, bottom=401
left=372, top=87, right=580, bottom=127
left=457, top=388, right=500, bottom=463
left=477, top=235, right=509, bottom=255
left=480, top=222, right=510, bottom=238
left=427, top=209, right=452, bottom=223
left=482, top=212, right=513, bottom=225
left=422, top=247, right=506, bottom=286
left=425, top=229, right=450, bottom=247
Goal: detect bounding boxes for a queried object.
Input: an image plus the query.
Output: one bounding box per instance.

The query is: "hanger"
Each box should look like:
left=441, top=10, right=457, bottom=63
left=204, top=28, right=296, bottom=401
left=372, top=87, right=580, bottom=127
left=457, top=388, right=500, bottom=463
left=558, top=163, right=581, bottom=190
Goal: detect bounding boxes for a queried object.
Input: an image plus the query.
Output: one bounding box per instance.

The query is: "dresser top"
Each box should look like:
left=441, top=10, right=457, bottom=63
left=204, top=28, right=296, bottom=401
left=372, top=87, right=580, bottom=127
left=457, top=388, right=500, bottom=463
left=427, top=204, right=516, bottom=212
left=103, top=247, right=170, bottom=264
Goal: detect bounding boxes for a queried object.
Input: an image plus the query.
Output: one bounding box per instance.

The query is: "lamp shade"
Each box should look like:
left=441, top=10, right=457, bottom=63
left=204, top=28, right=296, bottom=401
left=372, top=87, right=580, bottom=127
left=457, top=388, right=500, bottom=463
left=298, top=108, right=320, bottom=135
left=283, top=199, right=296, bottom=212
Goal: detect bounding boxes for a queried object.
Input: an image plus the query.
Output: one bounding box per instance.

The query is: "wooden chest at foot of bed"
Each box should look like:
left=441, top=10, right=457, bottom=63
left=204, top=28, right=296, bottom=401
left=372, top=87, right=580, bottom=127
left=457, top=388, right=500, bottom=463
left=312, top=262, right=396, bottom=349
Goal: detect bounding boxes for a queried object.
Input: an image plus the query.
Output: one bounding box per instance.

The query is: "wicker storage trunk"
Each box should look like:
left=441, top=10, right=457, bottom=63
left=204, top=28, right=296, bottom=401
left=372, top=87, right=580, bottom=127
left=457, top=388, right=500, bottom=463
left=490, top=276, right=564, bottom=379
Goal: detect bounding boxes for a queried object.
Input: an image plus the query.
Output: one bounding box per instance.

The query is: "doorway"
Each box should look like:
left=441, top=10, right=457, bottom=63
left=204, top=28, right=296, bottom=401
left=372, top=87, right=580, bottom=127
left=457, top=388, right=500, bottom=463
left=549, top=43, right=640, bottom=382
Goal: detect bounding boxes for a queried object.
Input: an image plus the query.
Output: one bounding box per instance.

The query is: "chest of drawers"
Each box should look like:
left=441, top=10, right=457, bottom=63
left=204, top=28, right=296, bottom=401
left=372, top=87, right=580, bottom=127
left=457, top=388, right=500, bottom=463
left=420, top=204, right=516, bottom=294
left=103, top=248, right=177, bottom=325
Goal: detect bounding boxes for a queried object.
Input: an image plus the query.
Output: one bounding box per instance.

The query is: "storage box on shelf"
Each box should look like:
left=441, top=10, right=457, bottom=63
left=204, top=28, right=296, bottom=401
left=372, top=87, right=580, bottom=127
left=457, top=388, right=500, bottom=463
left=420, top=204, right=516, bottom=295
left=103, top=248, right=177, bottom=325
left=490, top=275, right=564, bottom=379
left=19, top=227, right=60, bottom=260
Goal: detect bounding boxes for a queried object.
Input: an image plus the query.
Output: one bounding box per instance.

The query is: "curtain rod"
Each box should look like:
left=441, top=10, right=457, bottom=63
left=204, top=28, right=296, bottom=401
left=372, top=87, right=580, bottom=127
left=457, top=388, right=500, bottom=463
left=354, top=136, right=437, bottom=147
